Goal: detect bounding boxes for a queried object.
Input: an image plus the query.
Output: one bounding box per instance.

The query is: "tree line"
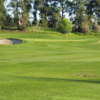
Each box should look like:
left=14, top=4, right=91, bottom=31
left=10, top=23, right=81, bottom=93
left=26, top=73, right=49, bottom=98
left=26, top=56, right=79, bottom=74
left=0, top=0, right=100, bottom=33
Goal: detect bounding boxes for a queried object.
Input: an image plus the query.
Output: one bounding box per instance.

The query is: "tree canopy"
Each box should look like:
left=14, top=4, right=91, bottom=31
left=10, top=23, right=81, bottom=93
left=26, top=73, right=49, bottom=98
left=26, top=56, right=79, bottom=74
left=0, top=0, right=100, bottom=32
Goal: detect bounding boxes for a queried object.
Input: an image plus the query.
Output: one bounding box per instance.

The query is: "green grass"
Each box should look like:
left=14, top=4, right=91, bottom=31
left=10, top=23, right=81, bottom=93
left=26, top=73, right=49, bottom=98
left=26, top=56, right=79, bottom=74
left=0, top=32, right=100, bottom=100
left=27, top=26, right=59, bottom=34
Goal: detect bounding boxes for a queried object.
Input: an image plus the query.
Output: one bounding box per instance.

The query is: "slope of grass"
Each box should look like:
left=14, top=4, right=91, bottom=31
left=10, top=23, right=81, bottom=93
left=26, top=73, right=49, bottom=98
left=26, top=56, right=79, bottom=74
left=0, top=33, right=100, bottom=100
left=27, top=26, right=60, bottom=34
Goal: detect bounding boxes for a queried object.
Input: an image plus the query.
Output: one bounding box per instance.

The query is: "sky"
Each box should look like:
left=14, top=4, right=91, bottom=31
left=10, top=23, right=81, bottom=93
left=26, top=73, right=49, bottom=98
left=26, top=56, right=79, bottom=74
left=4, top=0, right=10, bottom=6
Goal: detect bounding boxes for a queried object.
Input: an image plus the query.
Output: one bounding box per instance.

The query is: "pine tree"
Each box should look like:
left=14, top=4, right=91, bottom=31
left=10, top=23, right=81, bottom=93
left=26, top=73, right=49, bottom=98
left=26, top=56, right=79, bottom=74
left=58, top=0, right=66, bottom=19
left=4, top=14, right=13, bottom=30
left=21, top=0, right=28, bottom=30
left=86, top=0, right=97, bottom=20
left=47, top=1, right=60, bottom=28
left=9, top=0, right=32, bottom=30
left=68, top=0, right=90, bottom=31
left=85, top=0, right=100, bottom=27
left=10, top=0, right=22, bottom=29
left=95, top=0, right=100, bottom=25
left=21, top=0, right=32, bottom=29
left=39, top=0, right=50, bottom=27
left=38, top=0, right=61, bottom=28
left=0, top=0, right=6, bottom=30
left=32, top=0, right=42, bottom=25
left=24, top=0, right=32, bottom=13
left=75, top=0, right=86, bottom=31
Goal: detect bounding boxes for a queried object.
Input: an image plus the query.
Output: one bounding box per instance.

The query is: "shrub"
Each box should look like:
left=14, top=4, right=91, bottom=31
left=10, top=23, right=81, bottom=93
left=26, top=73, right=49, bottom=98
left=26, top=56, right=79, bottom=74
left=21, top=18, right=26, bottom=31
left=93, top=23, right=100, bottom=32
left=58, top=18, right=72, bottom=33
left=90, top=32, right=95, bottom=36
left=21, top=14, right=29, bottom=31
left=81, top=24, right=90, bottom=34
left=72, top=25, right=77, bottom=32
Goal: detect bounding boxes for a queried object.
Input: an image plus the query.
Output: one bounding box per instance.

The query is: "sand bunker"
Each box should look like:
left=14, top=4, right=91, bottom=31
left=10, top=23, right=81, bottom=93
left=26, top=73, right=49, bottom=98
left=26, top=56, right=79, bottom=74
left=0, top=38, right=22, bottom=45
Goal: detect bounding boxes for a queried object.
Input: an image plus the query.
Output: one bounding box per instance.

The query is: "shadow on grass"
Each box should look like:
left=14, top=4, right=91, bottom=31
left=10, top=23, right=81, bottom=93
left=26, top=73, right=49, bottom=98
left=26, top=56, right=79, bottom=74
left=17, top=76, right=100, bottom=84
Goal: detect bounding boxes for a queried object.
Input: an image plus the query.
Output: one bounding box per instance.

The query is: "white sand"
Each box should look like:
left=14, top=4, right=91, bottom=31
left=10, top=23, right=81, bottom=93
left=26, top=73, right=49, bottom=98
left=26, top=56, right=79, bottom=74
left=0, top=39, right=22, bottom=45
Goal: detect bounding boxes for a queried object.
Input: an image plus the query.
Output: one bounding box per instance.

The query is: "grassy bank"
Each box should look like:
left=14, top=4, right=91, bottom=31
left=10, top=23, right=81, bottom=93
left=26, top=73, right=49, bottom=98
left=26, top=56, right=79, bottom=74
left=0, top=33, right=100, bottom=100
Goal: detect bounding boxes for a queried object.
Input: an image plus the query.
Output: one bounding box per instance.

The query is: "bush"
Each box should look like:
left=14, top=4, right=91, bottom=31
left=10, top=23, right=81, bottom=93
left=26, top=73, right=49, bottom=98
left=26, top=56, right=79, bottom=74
left=58, top=18, right=72, bottom=33
left=81, top=24, right=90, bottom=34
left=72, top=25, right=77, bottom=32
left=93, top=23, right=100, bottom=32
left=90, top=32, right=95, bottom=36
left=21, top=18, right=26, bottom=31
left=21, top=14, right=29, bottom=31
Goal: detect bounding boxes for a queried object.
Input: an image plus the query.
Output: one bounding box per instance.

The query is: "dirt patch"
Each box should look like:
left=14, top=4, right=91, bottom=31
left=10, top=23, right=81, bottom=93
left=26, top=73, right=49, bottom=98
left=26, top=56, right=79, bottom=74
left=83, top=75, right=98, bottom=77
left=0, top=38, right=22, bottom=45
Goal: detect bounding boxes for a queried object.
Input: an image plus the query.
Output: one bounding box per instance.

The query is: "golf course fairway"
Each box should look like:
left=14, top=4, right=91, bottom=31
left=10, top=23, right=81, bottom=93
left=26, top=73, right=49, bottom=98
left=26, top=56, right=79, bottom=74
left=0, top=33, right=100, bottom=100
